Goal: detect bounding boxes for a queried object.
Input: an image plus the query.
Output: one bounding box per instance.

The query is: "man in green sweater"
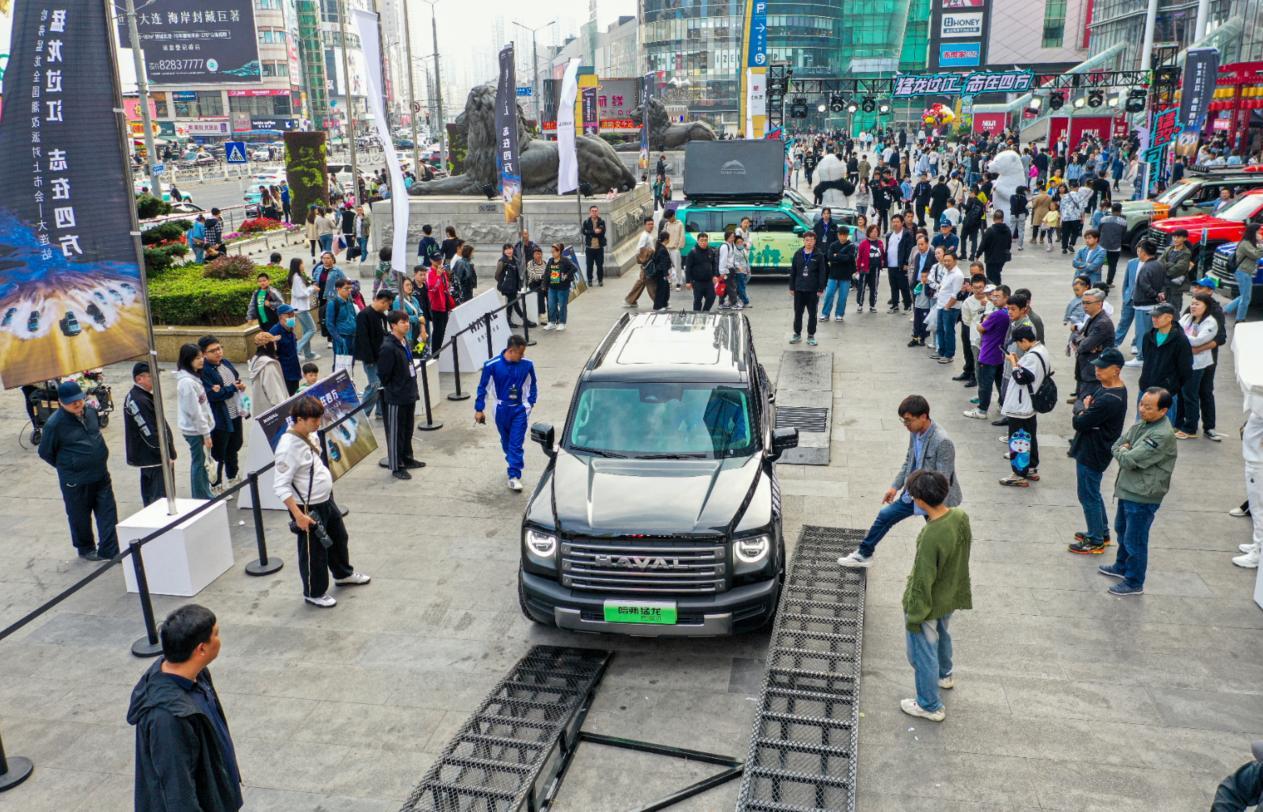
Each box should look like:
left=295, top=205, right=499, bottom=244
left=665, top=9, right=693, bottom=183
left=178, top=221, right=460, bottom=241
left=1098, top=386, right=1178, bottom=596
left=900, top=469, right=973, bottom=723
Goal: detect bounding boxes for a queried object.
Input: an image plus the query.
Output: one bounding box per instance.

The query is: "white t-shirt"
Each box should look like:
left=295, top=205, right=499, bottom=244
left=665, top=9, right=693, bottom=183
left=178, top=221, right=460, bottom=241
left=273, top=431, right=333, bottom=505
left=886, top=230, right=906, bottom=268
left=637, top=230, right=654, bottom=252
left=289, top=275, right=314, bottom=311
left=934, top=268, right=964, bottom=309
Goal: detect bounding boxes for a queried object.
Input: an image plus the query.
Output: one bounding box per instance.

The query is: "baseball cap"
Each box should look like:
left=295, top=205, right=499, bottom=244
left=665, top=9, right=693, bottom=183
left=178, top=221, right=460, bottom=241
left=277, top=304, right=297, bottom=314
left=132, top=362, right=151, bottom=378
left=983, top=284, right=997, bottom=293
left=57, top=380, right=85, bottom=404
left=1092, top=348, right=1125, bottom=368
left=1153, top=302, right=1177, bottom=316
left=1192, top=276, right=1218, bottom=289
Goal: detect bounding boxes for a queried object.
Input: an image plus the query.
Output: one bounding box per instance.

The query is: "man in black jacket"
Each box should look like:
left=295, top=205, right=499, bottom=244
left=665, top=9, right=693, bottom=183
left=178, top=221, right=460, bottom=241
left=1068, top=349, right=1128, bottom=554
left=353, top=290, right=393, bottom=418
left=813, top=208, right=839, bottom=246
left=1071, top=288, right=1115, bottom=403
left=129, top=604, right=242, bottom=812
left=913, top=172, right=933, bottom=227
left=789, top=231, right=827, bottom=345
left=376, top=310, right=424, bottom=479
left=929, top=176, right=951, bottom=227
left=38, top=381, right=119, bottom=561
left=885, top=214, right=914, bottom=312
left=977, top=211, right=1012, bottom=286
left=1138, top=303, right=1192, bottom=422
left=124, top=363, right=176, bottom=507
left=581, top=205, right=607, bottom=286
left=1131, top=240, right=1169, bottom=365
left=685, top=233, right=718, bottom=311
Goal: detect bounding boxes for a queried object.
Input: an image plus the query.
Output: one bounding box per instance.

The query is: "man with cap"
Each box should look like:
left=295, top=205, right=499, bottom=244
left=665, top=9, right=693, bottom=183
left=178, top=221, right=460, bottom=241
left=38, top=381, right=120, bottom=561
left=1137, top=302, right=1192, bottom=424
left=1213, top=740, right=1263, bottom=810
left=268, top=305, right=303, bottom=395
left=930, top=219, right=959, bottom=255
left=124, top=363, right=176, bottom=507
left=1068, top=348, right=1128, bottom=554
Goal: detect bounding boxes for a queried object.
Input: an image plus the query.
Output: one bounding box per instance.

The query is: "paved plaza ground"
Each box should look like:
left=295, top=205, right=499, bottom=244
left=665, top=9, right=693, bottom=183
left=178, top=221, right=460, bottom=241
left=1, top=222, right=1261, bottom=811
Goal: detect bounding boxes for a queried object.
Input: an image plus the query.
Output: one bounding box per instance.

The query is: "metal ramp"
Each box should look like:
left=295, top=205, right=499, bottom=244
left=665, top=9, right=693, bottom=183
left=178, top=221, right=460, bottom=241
left=400, top=646, right=612, bottom=812
left=735, top=526, right=866, bottom=812
left=774, top=352, right=834, bottom=465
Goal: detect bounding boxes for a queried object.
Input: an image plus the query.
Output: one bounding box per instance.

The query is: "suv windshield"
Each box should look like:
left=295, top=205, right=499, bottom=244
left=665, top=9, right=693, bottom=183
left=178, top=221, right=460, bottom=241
left=566, top=382, right=756, bottom=458
left=1217, top=195, right=1263, bottom=222
left=1156, top=180, right=1195, bottom=205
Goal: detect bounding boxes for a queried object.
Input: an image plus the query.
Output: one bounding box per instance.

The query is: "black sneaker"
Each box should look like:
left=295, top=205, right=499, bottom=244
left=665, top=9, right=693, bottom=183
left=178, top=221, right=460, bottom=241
left=962, top=379, right=977, bottom=388
left=403, top=459, right=427, bottom=470
left=907, top=338, right=921, bottom=347
left=78, top=550, right=103, bottom=562
left=1073, top=531, right=1111, bottom=546
left=951, top=372, right=971, bottom=381
left=1068, top=539, right=1107, bottom=555
left=991, top=417, right=1009, bottom=426
left=391, top=469, right=412, bottom=480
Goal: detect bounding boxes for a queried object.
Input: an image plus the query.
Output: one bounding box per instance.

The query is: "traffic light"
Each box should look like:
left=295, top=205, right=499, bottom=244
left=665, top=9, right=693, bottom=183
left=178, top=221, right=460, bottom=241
left=1125, top=88, right=1148, bottom=113
left=1049, top=91, right=1065, bottom=111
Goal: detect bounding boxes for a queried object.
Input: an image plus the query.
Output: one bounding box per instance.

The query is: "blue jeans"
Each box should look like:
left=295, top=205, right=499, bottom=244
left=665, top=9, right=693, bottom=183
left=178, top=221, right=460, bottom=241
left=1113, top=299, right=1135, bottom=350
left=332, top=334, right=353, bottom=357
left=858, top=498, right=916, bottom=557
left=936, top=308, right=960, bottom=359
left=547, top=287, right=569, bottom=325
left=1228, top=269, right=1254, bottom=320
left=906, top=613, right=953, bottom=713
left=734, top=273, right=750, bottom=305
left=357, top=237, right=368, bottom=262
left=1132, top=308, right=1153, bottom=360
left=1076, top=462, right=1108, bottom=542
left=184, top=434, right=212, bottom=500
left=318, top=234, right=333, bottom=253
left=1111, top=499, right=1159, bottom=588
left=295, top=310, right=318, bottom=360
left=820, top=279, right=850, bottom=318
left=361, top=362, right=381, bottom=417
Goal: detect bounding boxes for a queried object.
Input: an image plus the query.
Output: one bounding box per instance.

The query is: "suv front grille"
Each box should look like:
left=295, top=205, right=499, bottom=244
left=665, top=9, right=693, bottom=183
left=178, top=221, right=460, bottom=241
left=560, top=538, right=727, bottom=594
left=1210, top=249, right=1233, bottom=285
left=1147, top=228, right=1171, bottom=251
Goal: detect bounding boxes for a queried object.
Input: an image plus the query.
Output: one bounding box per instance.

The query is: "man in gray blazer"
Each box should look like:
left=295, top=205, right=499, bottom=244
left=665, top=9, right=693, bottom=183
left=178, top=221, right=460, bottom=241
left=839, top=394, right=962, bottom=568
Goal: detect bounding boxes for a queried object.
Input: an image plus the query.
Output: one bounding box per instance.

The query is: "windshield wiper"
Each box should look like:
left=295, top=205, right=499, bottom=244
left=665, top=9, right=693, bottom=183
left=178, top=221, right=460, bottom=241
left=637, top=452, right=709, bottom=459
left=571, top=446, right=627, bottom=459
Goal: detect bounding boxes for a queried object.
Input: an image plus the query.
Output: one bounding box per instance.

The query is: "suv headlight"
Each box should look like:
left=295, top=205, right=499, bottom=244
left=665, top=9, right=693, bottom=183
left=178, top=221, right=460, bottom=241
left=733, top=534, right=771, bottom=573
left=524, top=528, right=557, bottom=562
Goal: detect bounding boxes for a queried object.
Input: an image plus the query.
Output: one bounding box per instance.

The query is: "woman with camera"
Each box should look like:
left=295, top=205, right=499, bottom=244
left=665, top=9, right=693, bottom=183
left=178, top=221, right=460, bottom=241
left=273, top=396, right=370, bottom=608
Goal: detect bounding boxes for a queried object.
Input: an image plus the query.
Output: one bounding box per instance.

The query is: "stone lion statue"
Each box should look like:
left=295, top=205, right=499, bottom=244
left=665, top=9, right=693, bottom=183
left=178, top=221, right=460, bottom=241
left=408, top=84, right=635, bottom=196
left=618, top=98, right=716, bottom=152
left=989, top=149, right=1026, bottom=227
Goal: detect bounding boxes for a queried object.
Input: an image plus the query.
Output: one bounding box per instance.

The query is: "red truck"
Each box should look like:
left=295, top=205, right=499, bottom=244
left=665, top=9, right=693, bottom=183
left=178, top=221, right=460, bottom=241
left=1146, top=191, right=1263, bottom=263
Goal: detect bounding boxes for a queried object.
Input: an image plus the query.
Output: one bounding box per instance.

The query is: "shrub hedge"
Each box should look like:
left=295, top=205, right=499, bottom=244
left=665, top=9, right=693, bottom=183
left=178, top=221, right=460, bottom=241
left=149, top=258, right=293, bottom=326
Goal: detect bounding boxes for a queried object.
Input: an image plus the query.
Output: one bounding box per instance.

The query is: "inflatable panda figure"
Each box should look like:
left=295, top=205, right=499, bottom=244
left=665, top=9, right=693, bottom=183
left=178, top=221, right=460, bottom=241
left=989, top=149, right=1026, bottom=227
left=812, top=153, right=856, bottom=212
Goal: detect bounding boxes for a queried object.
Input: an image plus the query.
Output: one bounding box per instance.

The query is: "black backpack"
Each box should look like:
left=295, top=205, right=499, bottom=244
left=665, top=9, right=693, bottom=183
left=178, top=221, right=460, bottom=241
left=1026, top=352, right=1058, bottom=414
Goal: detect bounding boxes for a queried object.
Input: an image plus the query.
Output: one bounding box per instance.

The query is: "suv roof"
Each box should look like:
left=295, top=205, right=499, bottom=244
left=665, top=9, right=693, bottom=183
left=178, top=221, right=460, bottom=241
left=583, top=312, right=751, bottom=383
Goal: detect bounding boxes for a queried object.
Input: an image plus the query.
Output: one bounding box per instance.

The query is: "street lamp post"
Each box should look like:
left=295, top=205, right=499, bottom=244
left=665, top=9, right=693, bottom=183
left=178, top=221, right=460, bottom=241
left=513, top=19, right=557, bottom=129
left=123, top=0, right=162, bottom=199
left=420, top=0, right=446, bottom=173
left=338, top=0, right=361, bottom=203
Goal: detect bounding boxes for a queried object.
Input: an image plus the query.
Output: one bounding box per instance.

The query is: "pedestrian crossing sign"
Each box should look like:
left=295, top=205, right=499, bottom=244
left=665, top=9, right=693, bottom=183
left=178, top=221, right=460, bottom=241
left=225, top=141, right=248, bottom=164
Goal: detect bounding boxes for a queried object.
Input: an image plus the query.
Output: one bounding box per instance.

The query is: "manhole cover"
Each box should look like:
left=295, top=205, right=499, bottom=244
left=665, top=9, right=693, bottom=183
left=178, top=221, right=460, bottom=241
left=775, top=406, right=829, bottom=433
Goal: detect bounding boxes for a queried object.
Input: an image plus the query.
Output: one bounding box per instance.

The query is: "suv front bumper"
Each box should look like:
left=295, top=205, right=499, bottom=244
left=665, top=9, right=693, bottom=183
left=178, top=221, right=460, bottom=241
left=520, top=571, right=779, bottom=637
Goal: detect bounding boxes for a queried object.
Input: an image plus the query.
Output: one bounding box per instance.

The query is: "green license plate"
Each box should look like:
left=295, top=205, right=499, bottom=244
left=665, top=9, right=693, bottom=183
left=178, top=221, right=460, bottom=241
left=603, top=601, right=678, bottom=625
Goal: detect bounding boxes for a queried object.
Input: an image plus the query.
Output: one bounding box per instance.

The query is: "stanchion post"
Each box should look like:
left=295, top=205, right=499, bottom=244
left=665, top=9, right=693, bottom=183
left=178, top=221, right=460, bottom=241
left=447, top=339, right=470, bottom=401
left=417, top=360, right=443, bottom=431
left=0, top=722, right=34, bottom=792
left=484, top=311, right=494, bottom=359
left=521, top=294, right=537, bottom=347
left=244, top=472, right=283, bottom=576
left=129, top=542, right=163, bottom=658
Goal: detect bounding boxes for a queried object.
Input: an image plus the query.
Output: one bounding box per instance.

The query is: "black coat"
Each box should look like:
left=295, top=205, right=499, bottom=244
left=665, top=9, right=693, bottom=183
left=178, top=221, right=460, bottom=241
left=376, top=334, right=419, bottom=404
left=38, top=406, right=110, bottom=485
left=128, top=660, right=243, bottom=812
left=1138, top=327, right=1193, bottom=395
left=685, top=246, right=718, bottom=285
left=200, top=361, right=241, bottom=434
left=1133, top=259, right=1166, bottom=307
left=353, top=306, right=389, bottom=364
left=495, top=256, right=522, bottom=295
left=812, top=218, right=839, bottom=246
left=124, top=385, right=175, bottom=468
left=826, top=239, right=857, bottom=281
left=884, top=229, right=914, bottom=270
left=1071, top=385, right=1128, bottom=472
left=651, top=246, right=673, bottom=280
left=978, top=223, right=1012, bottom=265
left=789, top=248, right=827, bottom=293
left=581, top=217, right=607, bottom=249
left=929, top=183, right=951, bottom=214
left=1073, top=310, right=1116, bottom=383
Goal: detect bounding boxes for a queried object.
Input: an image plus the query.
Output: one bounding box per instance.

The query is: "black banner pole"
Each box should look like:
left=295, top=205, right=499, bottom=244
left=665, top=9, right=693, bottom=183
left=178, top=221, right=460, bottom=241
left=0, top=722, right=34, bottom=792
left=244, top=472, right=283, bottom=576
left=447, top=339, right=470, bottom=401
left=129, top=542, right=163, bottom=658
left=417, top=360, right=443, bottom=431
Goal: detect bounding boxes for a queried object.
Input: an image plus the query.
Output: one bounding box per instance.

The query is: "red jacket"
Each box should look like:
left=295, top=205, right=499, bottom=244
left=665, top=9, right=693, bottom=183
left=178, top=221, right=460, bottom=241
left=856, top=239, right=885, bottom=275
left=426, top=268, right=456, bottom=313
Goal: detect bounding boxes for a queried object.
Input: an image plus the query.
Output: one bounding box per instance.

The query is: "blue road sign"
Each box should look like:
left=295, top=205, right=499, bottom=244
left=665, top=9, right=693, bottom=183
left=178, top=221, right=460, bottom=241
left=152, top=163, right=165, bottom=175
left=225, top=141, right=249, bottom=164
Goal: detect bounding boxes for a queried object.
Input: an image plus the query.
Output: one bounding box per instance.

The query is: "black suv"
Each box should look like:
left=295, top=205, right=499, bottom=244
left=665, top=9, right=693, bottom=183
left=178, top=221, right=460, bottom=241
left=518, top=311, right=798, bottom=636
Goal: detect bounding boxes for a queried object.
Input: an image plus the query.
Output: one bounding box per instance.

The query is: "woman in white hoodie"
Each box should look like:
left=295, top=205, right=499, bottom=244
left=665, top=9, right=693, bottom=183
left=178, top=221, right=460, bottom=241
left=248, top=332, right=289, bottom=417
left=175, top=343, right=215, bottom=499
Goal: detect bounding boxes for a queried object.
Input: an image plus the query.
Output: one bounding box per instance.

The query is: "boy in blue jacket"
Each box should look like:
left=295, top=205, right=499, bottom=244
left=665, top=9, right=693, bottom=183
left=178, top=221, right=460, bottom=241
left=475, top=336, right=538, bottom=491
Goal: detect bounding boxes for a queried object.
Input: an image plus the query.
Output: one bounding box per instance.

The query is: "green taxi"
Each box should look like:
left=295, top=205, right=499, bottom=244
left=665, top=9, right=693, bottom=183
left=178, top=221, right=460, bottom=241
left=676, top=200, right=858, bottom=275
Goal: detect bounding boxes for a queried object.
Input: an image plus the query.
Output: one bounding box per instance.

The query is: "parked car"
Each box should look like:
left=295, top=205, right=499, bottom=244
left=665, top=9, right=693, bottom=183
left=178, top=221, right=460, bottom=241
left=1147, top=190, right=1263, bottom=266
left=1122, top=165, right=1263, bottom=252
left=1210, top=239, right=1263, bottom=301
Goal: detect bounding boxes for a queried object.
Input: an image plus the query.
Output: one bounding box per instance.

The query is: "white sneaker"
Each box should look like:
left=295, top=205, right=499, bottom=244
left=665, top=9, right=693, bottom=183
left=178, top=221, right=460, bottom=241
left=508, top=478, right=523, bottom=492
left=543, top=323, right=554, bottom=331
left=938, top=674, right=955, bottom=690
left=837, top=550, right=873, bottom=568
left=1238, top=543, right=1258, bottom=553
left=900, top=698, right=945, bottom=722
left=962, top=408, right=987, bottom=419
left=334, top=571, right=371, bottom=586
left=557, top=324, right=566, bottom=332
left=305, top=594, right=337, bottom=608
left=1233, top=550, right=1260, bottom=569
left=1124, top=359, right=1143, bottom=368
left=1229, top=506, right=1249, bottom=518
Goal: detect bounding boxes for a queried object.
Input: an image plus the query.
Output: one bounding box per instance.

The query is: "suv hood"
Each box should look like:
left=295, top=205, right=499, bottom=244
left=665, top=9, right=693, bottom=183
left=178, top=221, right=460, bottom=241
left=1152, top=213, right=1234, bottom=232
left=549, top=450, right=762, bottom=536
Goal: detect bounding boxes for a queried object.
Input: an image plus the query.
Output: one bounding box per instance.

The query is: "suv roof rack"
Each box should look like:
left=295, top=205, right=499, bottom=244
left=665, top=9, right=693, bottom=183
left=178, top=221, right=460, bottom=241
left=682, top=194, right=784, bottom=206
left=1189, top=164, right=1263, bottom=175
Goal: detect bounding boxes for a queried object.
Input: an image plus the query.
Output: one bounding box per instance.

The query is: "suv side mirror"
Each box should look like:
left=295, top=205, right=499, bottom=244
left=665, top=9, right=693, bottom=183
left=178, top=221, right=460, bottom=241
left=531, top=422, right=556, bottom=458
left=769, top=427, right=798, bottom=461
left=792, top=225, right=807, bottom=236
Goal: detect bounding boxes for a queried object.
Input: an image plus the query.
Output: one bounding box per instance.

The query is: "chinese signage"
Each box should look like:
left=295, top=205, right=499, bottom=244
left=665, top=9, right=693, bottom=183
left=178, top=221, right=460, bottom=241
left=1143, top=108, right=1180, bottom=196
left=541, top=78, right=643, bottom=133
left=938, top=42, right=982, bottom=68
left=893, top=69, right=1034, bottom=98
left=250, top=117, right=298, bottom=131
left=639, top=72, right=652, bottom=172
left=123, top=0, right=261, bottom=85
left=580, top=86, right=598, bottom=136
left=741, top=0, right=768, bottom=139
left=255, top=370, right=377, bottom=480
left=941, top=12, right=983, bottom=38
left=496, top=45, right=522, bottom=223
left=0, top=2, right=148, bottom=388
left=185, top=119, right=229, bottom=135
left=1177, top=47, right=1219, bottom=132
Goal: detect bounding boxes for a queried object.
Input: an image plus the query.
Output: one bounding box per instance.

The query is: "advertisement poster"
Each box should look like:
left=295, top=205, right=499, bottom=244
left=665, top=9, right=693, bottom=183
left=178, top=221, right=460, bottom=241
left=123, top=0, right=261, bottom=85
left=741, top=0, right=767, bottom=139
left=581, top=86, right=599, bottom=136
left=1177, top=47, right=1219, bottom=132
left=496, top=45, right=522, bottom=223
left=941, top=12, right=983, bottom=38
left=938, top=42, right=982, bottom=68
left=0, top=0, right=148, bottom=388
left=639, top=72, right=653, bottom=171
left=254, top=370, right=376, bottom=481
left=1143, top=108, right=1180, bottom=196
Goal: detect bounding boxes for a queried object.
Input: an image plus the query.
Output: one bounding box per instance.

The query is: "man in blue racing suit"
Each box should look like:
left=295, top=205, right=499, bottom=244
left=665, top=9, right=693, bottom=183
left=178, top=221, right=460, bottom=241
left=475, top=335, right=538, bottom=492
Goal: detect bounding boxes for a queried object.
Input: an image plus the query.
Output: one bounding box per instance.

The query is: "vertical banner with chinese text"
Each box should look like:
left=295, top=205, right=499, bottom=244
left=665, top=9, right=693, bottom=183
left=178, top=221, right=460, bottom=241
left=557, top=58, right=581, bottom=195
left=638, top=71, right=652, bottom=171
left=740, top=0, right=767, bottom=139
left=0, top=0, right=148, bottom=388
left=496, top=45, right=522, bottom=224
left=1175, top=46, right=1219, bottom=162
left=581, top=86, right=598, bottom=137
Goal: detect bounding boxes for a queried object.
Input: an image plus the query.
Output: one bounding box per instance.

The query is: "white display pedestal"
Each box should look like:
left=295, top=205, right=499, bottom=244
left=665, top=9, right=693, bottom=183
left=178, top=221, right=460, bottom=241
left=1255, top=563, right=1263, bottom=612
left=237, top=421, right=286, bottom=512
left=118, top=498, right=234, bottom=597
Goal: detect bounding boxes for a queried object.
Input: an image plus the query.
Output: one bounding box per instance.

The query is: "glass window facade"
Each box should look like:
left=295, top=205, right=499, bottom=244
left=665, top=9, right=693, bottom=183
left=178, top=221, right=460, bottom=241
left=1089, top=0, right=1248, bottom=67
left=1043, top=0, right=1067, bottom=48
